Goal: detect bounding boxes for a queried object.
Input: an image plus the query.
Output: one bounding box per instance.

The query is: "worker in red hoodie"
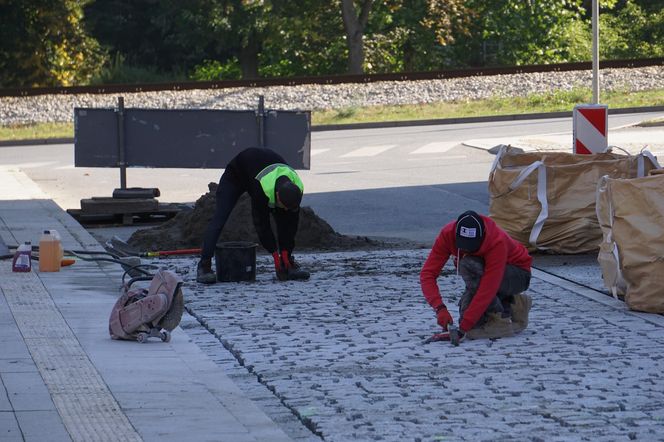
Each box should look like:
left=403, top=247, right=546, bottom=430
left=420, top=210, right=533, bottom=342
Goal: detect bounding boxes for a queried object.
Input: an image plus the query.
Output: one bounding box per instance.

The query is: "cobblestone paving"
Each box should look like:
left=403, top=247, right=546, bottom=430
left=163, top=249, right=664, bottom=441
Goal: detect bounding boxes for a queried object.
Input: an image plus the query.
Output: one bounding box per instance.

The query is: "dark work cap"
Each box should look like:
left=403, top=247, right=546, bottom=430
left=455, top=211, right=485, bottom=252
left=276, top=177, right=302, bottom=211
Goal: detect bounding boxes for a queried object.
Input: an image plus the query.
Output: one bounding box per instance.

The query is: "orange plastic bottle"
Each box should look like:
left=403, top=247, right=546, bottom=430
left=39, top=230, right=61, bottom=272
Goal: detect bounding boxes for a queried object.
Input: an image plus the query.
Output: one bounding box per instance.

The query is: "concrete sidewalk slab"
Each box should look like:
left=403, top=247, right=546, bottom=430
left=0, top=168, right=292, bottom=442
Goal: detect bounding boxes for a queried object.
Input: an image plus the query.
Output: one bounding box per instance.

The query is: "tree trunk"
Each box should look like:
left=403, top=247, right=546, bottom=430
left=341, top=0, right=373, bottom=74
left=239, top=31, right=260, bottom=79
left=403, top=38, right=414, bottom=72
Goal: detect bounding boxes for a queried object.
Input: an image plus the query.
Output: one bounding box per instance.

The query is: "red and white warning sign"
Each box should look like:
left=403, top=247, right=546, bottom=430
left=573, top=104, right=608, bottom=154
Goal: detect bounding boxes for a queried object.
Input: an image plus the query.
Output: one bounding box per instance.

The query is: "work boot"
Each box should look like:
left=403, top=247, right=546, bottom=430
left=486, top=297, right=505, bottom=316
left=510, top=293, right=532, bottom=334
left=465, top=313, right=514, bottom=340
left=285, top=254, right=310, bottom=281
left=196, top=259, right=217, bottom=284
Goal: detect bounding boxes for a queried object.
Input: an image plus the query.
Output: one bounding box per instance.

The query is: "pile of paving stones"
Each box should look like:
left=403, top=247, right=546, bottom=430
left=1, top=66, right=663, bottom=125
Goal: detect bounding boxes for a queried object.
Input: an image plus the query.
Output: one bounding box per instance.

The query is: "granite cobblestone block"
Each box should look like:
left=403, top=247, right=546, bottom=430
left=167, top=249, right=664, bottom=441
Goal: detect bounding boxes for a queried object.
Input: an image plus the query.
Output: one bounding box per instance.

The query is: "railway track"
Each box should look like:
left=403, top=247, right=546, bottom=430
left=2, top=57, right=663, bottom=98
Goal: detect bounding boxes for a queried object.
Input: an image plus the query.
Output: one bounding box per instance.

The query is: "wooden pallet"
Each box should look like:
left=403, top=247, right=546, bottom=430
left=67, top=198, right=182, bottom=225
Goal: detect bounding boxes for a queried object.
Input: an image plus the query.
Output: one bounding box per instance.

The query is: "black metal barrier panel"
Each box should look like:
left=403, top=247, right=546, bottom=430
left=74, top=107, right=311, bottom=170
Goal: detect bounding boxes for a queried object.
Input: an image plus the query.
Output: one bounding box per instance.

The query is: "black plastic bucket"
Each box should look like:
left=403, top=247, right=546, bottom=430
left=214, top=241, right=257, bottom=282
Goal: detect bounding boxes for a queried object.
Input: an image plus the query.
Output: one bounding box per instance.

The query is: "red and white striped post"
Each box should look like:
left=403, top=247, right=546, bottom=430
left=573, top=104, right=608, bottom=154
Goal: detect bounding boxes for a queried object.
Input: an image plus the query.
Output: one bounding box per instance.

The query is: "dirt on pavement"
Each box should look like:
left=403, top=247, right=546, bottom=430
left=127, top=182, right=405, bottom=253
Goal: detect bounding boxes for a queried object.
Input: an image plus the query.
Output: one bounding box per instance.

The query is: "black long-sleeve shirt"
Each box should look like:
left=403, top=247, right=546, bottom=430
left=225, top=148, right=300, bottom=253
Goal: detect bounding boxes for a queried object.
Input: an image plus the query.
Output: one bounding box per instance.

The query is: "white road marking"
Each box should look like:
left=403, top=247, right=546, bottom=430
left=311, top=148, right=330, bottom=156
left=407, top=155, right=467, bottom=162
left=410, top=142, right=459, bottom=154
left=10, top=161, right=59, bottom=168
left=341, top=145, right=396, bottom=158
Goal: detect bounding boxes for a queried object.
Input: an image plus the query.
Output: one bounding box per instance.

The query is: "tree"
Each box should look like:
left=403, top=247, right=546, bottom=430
left=599, top=0, right=664, bottom=59
left=363, top=0, right=471, bottom=72
left=0, top=0, right=106, bottom=87
left=259, top=0, right=346, bottom=77
left=196, top=0, right=272, bottom=79
left=447, top=0, right=586, bottom=67
left=566, top=0, right=664, bottom=61
left=84, top=0, right=217, bottom=77
left=341, top=0, right=373, bottom=74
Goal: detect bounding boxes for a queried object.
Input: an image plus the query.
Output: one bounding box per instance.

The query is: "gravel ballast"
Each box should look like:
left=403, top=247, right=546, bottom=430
left=1, top=66, right=663, bottom=126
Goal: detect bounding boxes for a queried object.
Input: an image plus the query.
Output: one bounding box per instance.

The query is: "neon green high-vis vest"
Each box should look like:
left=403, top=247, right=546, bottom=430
left=255, top=163, right=304, bottom=208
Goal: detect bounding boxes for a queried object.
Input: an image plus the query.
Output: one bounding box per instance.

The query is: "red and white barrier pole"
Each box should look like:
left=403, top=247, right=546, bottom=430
left=573, top=104, right=608, bottom=154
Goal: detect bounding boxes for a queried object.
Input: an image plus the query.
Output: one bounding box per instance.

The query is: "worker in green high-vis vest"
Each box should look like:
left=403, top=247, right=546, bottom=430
left=197, top=147, right=310, bottom=284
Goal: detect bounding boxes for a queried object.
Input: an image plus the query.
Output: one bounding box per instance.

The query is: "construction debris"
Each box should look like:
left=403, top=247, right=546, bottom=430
left=127, top=182, right=381, bottom=252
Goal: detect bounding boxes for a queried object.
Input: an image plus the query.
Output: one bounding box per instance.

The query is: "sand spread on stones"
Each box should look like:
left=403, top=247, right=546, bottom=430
left=127, top=182, right=384, bottom=252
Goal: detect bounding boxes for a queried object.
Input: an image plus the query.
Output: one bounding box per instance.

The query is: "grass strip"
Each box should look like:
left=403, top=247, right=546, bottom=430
left=1, top=87, right=663, bottom=141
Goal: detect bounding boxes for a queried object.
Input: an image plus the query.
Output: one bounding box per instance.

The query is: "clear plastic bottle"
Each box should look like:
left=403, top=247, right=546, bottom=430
left=39, top=230, right=61, bottom=272
left=12, top=241, right=32, bottom=272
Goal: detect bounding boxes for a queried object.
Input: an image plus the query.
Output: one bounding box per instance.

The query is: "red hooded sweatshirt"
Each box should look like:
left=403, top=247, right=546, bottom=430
left=420, top=215, right=532, bottom=332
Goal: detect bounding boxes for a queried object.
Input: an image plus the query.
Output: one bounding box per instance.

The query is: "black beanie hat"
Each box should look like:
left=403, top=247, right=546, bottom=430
left=455, top=210, right=485, bottom=252
left=276, top=176, right=302, bottom=210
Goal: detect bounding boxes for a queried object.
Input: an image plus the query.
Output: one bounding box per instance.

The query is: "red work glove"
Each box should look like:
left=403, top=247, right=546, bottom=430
left=280, top=250, right=292, bottom=269
left=273, top=251, right=287, bottom=281
left=436, top=305, right=453, bottom=330
left=272, top=252, right=283, bottom=272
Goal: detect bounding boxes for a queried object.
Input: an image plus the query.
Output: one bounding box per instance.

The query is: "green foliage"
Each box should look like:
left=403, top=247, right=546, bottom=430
left=0, top=122, right=73, bottom=141
left=363, top=29, right=408, bottom=73
left=524, top=88, right=591, bottom=107
left=3, top=0, right=664, bottom=88
left=361, top=0, right=472, bottom=72
left=563, top=19, right=593, bottom=61
left=91, top=53, right=183, bottom=84
left=599, top=1, right=664, bottom=59
left=258, top=1, right=347, bottom=76
left=552, top=0, right=664, bottom=62
left=84, top=0, right=219, bottom=75
left=190, top=59, right=242, bottom=81
left=0, top=0, right=107, bottom=87
left=446, top=0, right=586, bottom=67
left=334, top=106, right=358, bottom=120
left=311, top=87, right=664, bottom=125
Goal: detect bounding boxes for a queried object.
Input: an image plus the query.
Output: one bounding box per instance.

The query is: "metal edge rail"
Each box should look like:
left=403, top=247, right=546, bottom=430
left=2, top=57, right=663, bottom=98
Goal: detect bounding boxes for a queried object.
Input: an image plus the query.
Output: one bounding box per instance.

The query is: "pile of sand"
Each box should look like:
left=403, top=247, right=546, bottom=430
left=127, top=182, right=378, bottom=252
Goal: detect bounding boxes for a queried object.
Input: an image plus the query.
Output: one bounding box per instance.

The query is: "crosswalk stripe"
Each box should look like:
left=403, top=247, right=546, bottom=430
left=407, top=155, right=467, bottom=162
left=341, top=145, right=396, bottom=158
left=310, top=149, right=330, bottom=157
left=8, top=161, right=59, bottom=168
left=411, top=142, right=459, bottom=154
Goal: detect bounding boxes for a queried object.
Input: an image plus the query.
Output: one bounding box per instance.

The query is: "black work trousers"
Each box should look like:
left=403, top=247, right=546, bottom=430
left=201, top=172, right=243, bottom=260
left=458, top=256, right=531, bottom=326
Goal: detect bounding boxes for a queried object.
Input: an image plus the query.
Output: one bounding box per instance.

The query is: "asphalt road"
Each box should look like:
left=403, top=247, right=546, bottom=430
left=1, top=111, right=662, bottom=245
